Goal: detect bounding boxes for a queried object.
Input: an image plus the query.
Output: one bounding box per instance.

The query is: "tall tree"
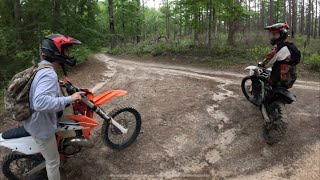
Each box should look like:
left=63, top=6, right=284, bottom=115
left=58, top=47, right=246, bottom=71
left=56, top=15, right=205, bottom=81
left=292, top=0, right=297, bottom=38
left=136, top=0, right=141, bottom=43
left=283, top=0, right=286, bottom=23
left=52, top=0, right=60, bottom=32
left=108, top=0, right=116, bottom=49
left=306, top=0, right=312, bottom=45
left=300, top=0, right=305, bottom=34
left=311, top=0, right=314, bottom=36
left=194, top=6, right=199, bottom=43
left=207, top=0, right=212, bottom=52
left=13, top=0, right=22, bottom=47
left=289, top=0, right=292, bottom=29
left=164, top=0, right=170, bottom=40
left=269, top=0, right=274, bottom=24
left=261, top=0, right=265, bottom=28
left=313, top=1, right=318, bottom=38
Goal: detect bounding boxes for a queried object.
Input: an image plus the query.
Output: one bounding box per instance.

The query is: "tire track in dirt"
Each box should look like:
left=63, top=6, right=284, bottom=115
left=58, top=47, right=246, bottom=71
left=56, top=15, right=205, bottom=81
left=94, top=54, right=319, bottom=91
left=90, top=54, right=319, bottom=180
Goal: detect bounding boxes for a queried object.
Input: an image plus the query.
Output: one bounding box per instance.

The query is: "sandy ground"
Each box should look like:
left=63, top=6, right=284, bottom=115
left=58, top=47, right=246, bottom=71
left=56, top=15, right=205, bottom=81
left=0, top=54, right=319, bottom=180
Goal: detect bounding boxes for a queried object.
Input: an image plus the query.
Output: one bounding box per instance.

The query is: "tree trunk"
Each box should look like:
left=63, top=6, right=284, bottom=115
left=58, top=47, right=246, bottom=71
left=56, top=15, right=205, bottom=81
left=52, top=0, right=61, bottom=32
left=292, top=0, right=297, bottom=38
left=214, top=6, right=220, bottom=37
left=194, top=9, right=199, bottom=43
left=208, top=0, right=212, bottom=52
left=256, top=0, right=259, bottom=30
left=179, top=3, right=182, bottom=37
left=227, top=20, right=237, bottom=46
left=289, top=0, right=292, bottom=29
left=136, top=0, right=141, bottom=43
left=314, top=0, right=318, bottom=38
left=269, top=0, right=274, bottom=24
left=283, top=0, right=286, bottom=23
left=306, top=0, right=312, bottom=45
left=261, top=0, right=265, bottom=28
left=108, top=0, right=116, bottom=49
left=166, top=0, right=170, bottom=40
left=142, top=0, right=146, bottom=40
left=13, top=0, right=22, bottom=46
left=301, top=0, right=305, bottom=34
left=247, top=0, right=250, bottom=32
left=311, top=0, right=314, bottom=37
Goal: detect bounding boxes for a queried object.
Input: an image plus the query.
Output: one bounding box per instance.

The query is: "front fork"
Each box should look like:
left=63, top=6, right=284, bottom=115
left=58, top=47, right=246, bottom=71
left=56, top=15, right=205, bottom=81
left=258, top=81, right=274, bottom=129
left=261, top=104, right=272, bottom=129
left=81, top=97, right=128, bottom=134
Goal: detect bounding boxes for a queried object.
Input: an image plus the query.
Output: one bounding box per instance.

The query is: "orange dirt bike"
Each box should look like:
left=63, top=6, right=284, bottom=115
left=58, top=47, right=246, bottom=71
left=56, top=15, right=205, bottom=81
left=0, top=79, right=141, bottom=179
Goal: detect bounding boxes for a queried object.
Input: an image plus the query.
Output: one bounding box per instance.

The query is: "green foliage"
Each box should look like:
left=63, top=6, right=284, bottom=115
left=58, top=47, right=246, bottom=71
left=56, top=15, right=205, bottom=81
left=72, top=46, right=93, bottom=64
left=219, top=0, right=249, bottom=21
left=305, top=54, right=320, bottom=71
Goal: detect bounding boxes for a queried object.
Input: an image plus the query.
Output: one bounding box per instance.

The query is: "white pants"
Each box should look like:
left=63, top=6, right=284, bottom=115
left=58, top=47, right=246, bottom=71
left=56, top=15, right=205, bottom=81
left=33, top=135, right=60, bottom=180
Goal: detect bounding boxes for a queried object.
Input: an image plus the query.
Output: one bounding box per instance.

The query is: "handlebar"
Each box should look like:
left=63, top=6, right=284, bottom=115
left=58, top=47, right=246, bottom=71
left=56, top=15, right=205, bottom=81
left=60, top=81, right=85, bottom=97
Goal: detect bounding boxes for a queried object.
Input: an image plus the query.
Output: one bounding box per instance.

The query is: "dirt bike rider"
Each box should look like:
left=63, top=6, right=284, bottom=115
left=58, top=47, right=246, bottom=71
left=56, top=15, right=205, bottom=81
left=250, top=23, right=300, bottom=106
left=24, top=34, right=85, bottom=180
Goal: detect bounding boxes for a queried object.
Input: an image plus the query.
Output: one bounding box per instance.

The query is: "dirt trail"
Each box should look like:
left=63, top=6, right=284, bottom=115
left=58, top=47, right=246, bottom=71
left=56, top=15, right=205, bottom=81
left=1, top=54, right=319, bottom=180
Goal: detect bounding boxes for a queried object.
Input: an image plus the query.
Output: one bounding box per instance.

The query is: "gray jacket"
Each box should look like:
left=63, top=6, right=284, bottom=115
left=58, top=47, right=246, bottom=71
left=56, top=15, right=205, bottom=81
left=24, top=60, right=72, bottom=139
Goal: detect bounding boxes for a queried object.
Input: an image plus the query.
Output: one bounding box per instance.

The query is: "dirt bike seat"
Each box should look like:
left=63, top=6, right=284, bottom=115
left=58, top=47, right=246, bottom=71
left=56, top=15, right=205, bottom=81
left=1, top=126, right=31, bottom=139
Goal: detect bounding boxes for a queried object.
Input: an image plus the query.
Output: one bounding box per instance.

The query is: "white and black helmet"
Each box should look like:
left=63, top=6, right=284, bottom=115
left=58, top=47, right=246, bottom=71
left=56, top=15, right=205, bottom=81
left=264, top=23, right=289, bottom=46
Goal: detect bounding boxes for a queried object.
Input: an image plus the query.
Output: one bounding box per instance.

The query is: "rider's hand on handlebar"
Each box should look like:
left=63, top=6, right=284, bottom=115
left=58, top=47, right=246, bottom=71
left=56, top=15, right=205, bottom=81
left=71, top=92, right=86, bottom=102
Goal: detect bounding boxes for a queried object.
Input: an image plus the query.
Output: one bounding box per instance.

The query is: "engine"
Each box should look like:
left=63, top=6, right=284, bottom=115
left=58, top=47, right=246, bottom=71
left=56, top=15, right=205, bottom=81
left=59, top=137, right=94, bottom=156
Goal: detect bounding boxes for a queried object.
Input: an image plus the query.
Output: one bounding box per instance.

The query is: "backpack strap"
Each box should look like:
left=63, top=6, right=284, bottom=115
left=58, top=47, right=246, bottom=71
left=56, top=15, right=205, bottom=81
left=28, top=64, right=54, bottom=115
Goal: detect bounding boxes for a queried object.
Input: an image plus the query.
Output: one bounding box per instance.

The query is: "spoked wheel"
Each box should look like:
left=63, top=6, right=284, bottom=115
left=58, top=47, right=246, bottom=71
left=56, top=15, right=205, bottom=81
left=102, top=107, right=141, bottom=150
left=241, top=76, right=256, bottom=105
left=263, top=101, right=288, bottom=145
left=2, top=152, right=47, bottom=180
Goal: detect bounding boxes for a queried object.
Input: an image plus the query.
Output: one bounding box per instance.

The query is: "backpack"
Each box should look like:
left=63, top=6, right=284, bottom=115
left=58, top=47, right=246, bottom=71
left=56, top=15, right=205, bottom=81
left=278, top=42, right=301, bottom=65
left=3, top=64, right=53, bottom=121
left=274, top=42, right=301, bottom=89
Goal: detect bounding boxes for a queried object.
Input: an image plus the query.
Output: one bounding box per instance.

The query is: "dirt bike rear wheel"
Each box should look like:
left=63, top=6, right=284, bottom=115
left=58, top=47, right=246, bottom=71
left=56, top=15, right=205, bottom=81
left=263, top=101, right=288, bottom=145
left=2, top=152, right=47, bottom=180
left=241, top=76, right=256, bottom=105
left=102, top=107, right=141, bottom=150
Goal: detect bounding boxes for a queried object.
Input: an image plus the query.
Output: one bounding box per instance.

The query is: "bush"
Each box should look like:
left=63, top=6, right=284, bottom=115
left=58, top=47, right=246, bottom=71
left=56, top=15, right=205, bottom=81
left=305, top=53, right=320, bottom=71
left=72, top=45, right=92, bottom=64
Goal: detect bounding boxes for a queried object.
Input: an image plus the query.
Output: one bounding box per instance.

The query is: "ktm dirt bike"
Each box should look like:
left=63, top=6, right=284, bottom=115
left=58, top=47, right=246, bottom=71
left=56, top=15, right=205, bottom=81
left=241, top=64, right=296, bottom=145
left=0, top=79, right=141, bottom=179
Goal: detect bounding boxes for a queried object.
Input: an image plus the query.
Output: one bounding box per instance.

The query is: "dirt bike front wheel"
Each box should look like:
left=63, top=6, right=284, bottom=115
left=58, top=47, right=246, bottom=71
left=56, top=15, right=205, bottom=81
left=102, top=107, right=141, bottom=150
left=2, top=152, right=47, bottom=180
left=241, top=76, right=256, bottom=105
left=263, top=101, right=288, bottom=145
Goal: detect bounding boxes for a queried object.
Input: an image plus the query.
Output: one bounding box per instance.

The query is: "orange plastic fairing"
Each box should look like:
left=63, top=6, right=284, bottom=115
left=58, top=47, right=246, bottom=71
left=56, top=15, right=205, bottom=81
left=93, top=90, right=127, bottom=106
left=67, top=115, right=100, bottom=138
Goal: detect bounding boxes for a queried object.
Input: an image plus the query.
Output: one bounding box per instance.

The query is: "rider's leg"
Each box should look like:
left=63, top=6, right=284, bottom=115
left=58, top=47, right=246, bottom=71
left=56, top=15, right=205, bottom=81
left=33, top=135, right=60, bottom=180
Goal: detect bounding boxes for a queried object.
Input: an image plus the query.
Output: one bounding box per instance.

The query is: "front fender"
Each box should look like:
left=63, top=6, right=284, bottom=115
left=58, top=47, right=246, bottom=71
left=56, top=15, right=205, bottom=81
left=244, top=66, right=257, bottom=76
left=93, top=90, right=127, bottom=106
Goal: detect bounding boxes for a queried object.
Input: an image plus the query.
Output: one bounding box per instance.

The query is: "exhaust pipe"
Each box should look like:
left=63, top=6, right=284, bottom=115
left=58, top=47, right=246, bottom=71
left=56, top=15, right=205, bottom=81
left=65, top=138, right=94, bottom=148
